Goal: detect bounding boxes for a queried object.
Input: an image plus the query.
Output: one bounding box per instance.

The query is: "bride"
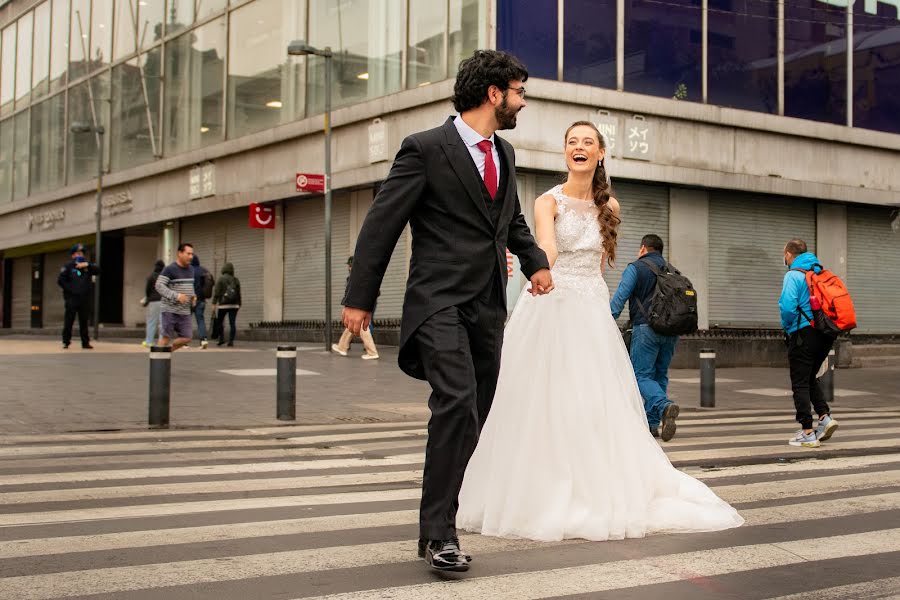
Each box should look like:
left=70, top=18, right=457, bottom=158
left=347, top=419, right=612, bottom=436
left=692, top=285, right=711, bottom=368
left=456, top=121, right=743, bottom=541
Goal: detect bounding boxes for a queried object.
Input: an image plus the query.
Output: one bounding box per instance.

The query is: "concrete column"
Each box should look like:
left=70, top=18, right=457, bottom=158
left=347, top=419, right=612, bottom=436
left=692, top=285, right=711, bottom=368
left=349, top=188, right=374, bottom=255
left=161, top=221, right=177, bottom=264
left=816, top=203, right=848, bottom=281
left=668, top=188, right=710, bottom=330
left=263, top=203, right=285, bottom=322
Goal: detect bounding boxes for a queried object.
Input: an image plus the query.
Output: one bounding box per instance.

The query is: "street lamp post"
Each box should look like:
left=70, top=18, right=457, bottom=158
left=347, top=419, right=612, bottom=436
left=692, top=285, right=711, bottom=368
left=70, top=121, right=105, bottom=341
left=288, top=41, right=334, bottom=352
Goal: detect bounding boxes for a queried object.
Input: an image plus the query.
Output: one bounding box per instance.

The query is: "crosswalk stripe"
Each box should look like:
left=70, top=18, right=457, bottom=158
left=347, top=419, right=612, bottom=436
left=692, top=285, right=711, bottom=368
left=667, top=438, right=900, bottom=462
left=670, top=411, right=900, bottom=425
left=296, top=528, right=900, bottom=600
left=682, top=453, right=900, bottom=479
left=0, top=456, right=423, bottom=486
left=0, top=470, right=424, bottom=505
left=0, top=438, right=360, bottom=458
left=3, top=466, right=897, bottom=527
left=1, top=489, right=896, bottom=560
left=662, top=430, right=897, bottom=447
left=763, top=576, right=900, bottom=600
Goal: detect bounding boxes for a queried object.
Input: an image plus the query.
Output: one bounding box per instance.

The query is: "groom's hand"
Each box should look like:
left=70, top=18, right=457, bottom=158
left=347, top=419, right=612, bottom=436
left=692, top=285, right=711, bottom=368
left=529, top=269, right=554, bottom=296
left=342, top=307, right=372, bottom=336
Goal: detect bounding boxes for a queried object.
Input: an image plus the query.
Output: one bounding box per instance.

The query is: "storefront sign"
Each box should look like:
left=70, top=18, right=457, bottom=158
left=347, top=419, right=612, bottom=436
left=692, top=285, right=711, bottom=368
left=369, top=118, right=388, bottom=163
left=27, top=209, right=66, bottom=231
left=249, top=203, right=276, bottom=229
left=102, top=191, right=134, bottom=216
left=296, top=173, right=326, bottom=193
left=623, top=117, right=654, bottom=161
left=595, top=112, right=618, bottom=157
left=189, top=163, right=216, bottom=199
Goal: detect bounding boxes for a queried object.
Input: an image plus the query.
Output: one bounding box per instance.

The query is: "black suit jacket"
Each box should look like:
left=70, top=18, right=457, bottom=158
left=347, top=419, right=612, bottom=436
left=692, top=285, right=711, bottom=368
left=343, top=116, right=550, bottom=379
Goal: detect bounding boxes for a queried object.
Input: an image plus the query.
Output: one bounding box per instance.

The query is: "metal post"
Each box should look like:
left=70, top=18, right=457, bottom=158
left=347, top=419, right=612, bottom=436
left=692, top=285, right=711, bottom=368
left=149, top=345, right=172, bottom=428
left=820, top=348, right=836, bottom=405
left=93, top=129, right=104, bottom=341
left=276, top=346, right=297, bottom=421
left=700, top=348, right=716, bottom=408
left=324, top=50, right=333, bottom=352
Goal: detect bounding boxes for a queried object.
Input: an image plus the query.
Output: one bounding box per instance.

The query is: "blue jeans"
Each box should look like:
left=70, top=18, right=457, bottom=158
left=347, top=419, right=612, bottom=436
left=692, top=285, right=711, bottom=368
left=145, top=301, right=161, bottom=345
left=194, top=300, right=208, bottom=340
left=629, top=324, right=679, bottom=428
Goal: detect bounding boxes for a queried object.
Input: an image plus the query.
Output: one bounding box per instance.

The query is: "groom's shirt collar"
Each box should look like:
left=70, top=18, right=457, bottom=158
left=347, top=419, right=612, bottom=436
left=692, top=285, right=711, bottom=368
left=453, top=115, right=496, bottom=148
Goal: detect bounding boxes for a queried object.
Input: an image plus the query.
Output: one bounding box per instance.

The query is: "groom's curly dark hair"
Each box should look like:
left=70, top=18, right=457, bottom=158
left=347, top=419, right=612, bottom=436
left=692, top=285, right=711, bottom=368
left=452, top=50, right=529, bottom=113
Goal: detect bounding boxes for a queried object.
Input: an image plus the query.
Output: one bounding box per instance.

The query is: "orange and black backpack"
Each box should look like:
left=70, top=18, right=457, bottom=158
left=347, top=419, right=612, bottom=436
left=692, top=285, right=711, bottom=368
left=791, top=264, right=857, bottom=338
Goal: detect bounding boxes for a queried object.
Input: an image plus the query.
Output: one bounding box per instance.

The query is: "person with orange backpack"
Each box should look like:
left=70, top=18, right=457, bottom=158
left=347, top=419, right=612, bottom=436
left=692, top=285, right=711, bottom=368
left=779, top=238, right=856, bottom=448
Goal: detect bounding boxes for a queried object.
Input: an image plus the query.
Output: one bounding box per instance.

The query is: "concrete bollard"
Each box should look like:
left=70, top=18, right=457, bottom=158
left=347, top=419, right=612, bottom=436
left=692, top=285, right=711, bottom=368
left=820, top=348, right=836, bottom=405
left=700, top=348, right=716, bottom=408
left=149, top=346, right=172, bottom=428
left=276, top=346, right=297, bottom=421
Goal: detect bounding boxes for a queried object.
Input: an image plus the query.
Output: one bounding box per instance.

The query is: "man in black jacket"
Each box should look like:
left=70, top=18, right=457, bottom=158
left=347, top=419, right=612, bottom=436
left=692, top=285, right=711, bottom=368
left=341, top=50, right=552, bottom=572
left=57, top=243, right=99, bottom=349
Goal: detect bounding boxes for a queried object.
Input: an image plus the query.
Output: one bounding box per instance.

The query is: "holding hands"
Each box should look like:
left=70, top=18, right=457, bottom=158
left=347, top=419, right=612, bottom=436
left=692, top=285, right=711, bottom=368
left=529, top=268, right=554, bottom=296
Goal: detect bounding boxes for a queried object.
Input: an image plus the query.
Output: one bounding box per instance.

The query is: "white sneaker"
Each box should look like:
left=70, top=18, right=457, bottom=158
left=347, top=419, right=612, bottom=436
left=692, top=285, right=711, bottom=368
left=361, top=353, right=380, bottom=360
left=788, top=430, right=820, bottom=448
left=200, top=339, right=208, bottom=349
left=331, top=344, right=348, bottom=356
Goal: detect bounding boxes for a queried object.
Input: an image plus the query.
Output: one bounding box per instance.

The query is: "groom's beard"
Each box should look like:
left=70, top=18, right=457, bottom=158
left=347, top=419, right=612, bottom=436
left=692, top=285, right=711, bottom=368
left=495, top=95, right=520, bottom=130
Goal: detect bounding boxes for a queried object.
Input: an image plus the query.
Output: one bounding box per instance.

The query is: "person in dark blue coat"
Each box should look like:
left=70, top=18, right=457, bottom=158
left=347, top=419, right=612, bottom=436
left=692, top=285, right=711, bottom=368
left=57, top=243, right=99, bottom=349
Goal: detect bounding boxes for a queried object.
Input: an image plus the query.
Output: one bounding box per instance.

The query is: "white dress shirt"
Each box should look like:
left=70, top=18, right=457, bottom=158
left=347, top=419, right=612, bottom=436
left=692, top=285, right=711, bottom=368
left=453, top=116, right=501, bottom=191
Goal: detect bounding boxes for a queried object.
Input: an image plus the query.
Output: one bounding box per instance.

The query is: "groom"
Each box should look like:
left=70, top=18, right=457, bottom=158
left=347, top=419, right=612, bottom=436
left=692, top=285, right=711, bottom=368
left=341, top=50, right=552, bottom=572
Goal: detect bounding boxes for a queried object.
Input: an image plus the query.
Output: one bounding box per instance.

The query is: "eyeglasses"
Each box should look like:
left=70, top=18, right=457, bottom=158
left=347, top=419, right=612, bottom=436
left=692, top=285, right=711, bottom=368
left=507, top=85, right=526, bottom=97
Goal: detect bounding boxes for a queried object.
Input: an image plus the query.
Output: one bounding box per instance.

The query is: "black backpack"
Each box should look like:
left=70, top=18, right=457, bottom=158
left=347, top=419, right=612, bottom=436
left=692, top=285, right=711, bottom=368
left=200, top=269, right=215, bottom=300
left=634, top=259, right=699, bottom=336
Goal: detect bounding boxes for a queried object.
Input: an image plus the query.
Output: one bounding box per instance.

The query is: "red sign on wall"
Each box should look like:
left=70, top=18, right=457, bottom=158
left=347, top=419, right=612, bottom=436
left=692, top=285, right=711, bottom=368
left=296, top=173, right=326, bottom=193
left=249, top=203, right=276, bottom=229
left=506, top=249, right=514, bottom=278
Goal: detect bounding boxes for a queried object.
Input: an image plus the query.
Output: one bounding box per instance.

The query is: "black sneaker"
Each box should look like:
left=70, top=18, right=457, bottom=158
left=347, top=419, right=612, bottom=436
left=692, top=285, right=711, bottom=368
left=82, top=344, right=94, bottom=350
left=62, top=343, right=69, bottom=349
left=419, top=537, right=471, bottom=562
left=423, top=539, right=470, bottom=572
left=660, top=403, right=680, bottom=442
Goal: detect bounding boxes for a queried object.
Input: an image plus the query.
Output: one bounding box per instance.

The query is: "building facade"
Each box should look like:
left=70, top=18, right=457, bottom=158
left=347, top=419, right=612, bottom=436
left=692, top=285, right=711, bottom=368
left=0, top=0, right=898, bottom=342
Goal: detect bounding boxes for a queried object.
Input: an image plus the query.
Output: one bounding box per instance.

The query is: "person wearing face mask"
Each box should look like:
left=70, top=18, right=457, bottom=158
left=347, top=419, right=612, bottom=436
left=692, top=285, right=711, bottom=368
left=779, top=238, right=839, bottom=448
left=57, top=243, right=100, bottom=349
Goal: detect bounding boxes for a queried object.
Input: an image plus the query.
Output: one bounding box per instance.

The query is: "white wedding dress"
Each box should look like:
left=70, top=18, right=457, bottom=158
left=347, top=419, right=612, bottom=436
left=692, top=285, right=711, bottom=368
left=457, top=185, right=744, bottom=541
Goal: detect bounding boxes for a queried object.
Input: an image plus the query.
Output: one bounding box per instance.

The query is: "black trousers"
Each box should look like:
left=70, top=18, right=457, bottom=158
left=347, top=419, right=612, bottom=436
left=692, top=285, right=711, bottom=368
left=413, top=287, right=506, bottom=541
left=62, top=302, right=90, bottom=347
left=217, top=308, right=238, bottom=344
left=788, top=326, right=834, bottom=430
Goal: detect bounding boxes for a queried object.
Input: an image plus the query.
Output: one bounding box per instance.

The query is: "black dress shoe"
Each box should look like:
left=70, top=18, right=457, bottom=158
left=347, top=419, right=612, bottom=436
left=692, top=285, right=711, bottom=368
left=82, top=343, right=94, bottom=349
left=419, top=537, right=471, bottom=562
left=423, top=539, right=469, bottom=572
left=62, top=343, right=69, bottom=349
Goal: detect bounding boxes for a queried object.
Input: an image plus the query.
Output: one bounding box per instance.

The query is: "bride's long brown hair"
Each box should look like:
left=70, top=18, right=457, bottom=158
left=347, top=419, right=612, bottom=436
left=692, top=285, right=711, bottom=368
left=564, top=120, right=620, bottom=266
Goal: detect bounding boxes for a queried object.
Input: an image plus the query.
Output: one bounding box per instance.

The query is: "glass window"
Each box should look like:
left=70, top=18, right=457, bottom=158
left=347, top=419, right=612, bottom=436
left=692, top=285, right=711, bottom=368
left=853, top=3, right=900, bottom=134
left=197, top=0, right=228, bottom=22
left=1, top=25, right=16, bottom=117
left=0, top=120, right=12, bottom=202
left=624, top=0, right=702, bottom=101
left=13, top=110, right=30, bottom=199
left=49, top=0, right=69, bottom=92
left=307, top=0, right=403, bottom=113
left=408, top=0, right=447, bottom=89
left=114, top=0, right=138, bottom=59
left=449, top=0, right=485, bottom=71
left=707, top=0, right=777, bottom=113
left=111, top=48, right=161, bottom=170
left=29, top=93, right=66, bottom=195
left=228, top=0, right=306, bottom=139
left=164, top=18, right=226, bottom=155
left=15, top=12, right=32, bottom=109
left=784, top=0, right=846, bottom=125
left=70, top=0, right=91, bottom=82
left=563, top=0, right=616, bottom=89
left=91, top=0, right=113, bottom=72
left=67, top=74, right=111, bottom=183
left=140, top=0, right=165, bottom=49
left=32, top=2, right=51, bottom=101
left=496, top=0, right=557, bottom=80
left=166, top=0, right=193, bottom=34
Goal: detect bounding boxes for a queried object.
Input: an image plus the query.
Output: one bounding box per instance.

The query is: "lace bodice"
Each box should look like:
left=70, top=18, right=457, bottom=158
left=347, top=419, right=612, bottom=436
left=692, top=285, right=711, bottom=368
left=547, top=184, right=609, bottom=299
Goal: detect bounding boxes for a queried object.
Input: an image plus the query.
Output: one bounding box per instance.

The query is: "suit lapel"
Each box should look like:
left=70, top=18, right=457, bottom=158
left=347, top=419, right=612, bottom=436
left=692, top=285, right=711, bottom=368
left=494, top=136, right=514, bottom=231
left=440, top=117, right=494, bottom=229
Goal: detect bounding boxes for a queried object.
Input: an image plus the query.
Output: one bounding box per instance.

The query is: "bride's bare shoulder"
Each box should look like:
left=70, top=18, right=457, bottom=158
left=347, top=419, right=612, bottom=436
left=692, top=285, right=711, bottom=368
left=534, top=193, right=558, bottom=217
left=608, top=196, right=620, bottom=216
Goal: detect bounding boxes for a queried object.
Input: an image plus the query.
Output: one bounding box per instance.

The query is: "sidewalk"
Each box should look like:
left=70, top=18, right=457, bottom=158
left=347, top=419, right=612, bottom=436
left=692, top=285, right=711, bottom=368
left=1, top=336, right=898, bottom=434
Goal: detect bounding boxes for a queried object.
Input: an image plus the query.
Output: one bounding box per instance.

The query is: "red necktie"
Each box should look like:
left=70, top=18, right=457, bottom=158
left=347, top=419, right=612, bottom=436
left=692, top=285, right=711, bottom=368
left=476, top=140, right=497, bottom=200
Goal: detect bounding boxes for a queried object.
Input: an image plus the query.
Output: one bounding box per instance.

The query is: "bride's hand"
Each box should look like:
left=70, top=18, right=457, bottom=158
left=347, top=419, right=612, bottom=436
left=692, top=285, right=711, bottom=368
left=529, top=269, right=554, bottom=295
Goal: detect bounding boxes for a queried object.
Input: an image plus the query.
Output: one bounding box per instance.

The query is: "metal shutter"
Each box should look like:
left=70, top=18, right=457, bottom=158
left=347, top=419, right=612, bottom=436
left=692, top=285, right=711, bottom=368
left=42, top=251, right=70, bottom=327
left=847, top=205, right=900, bottom=333
left=376, top=227, right=408, bottom=320
left=283, top=195, right=351, bottom=322
left=223, top=208, right=267, bottom=325
left=708, top=193, right=816, bottom=328
left=179, top=215, right=220, bottom=276
left=11, top=256, right=31, bottom=328
left=604, top=181, right=670, bottom=323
